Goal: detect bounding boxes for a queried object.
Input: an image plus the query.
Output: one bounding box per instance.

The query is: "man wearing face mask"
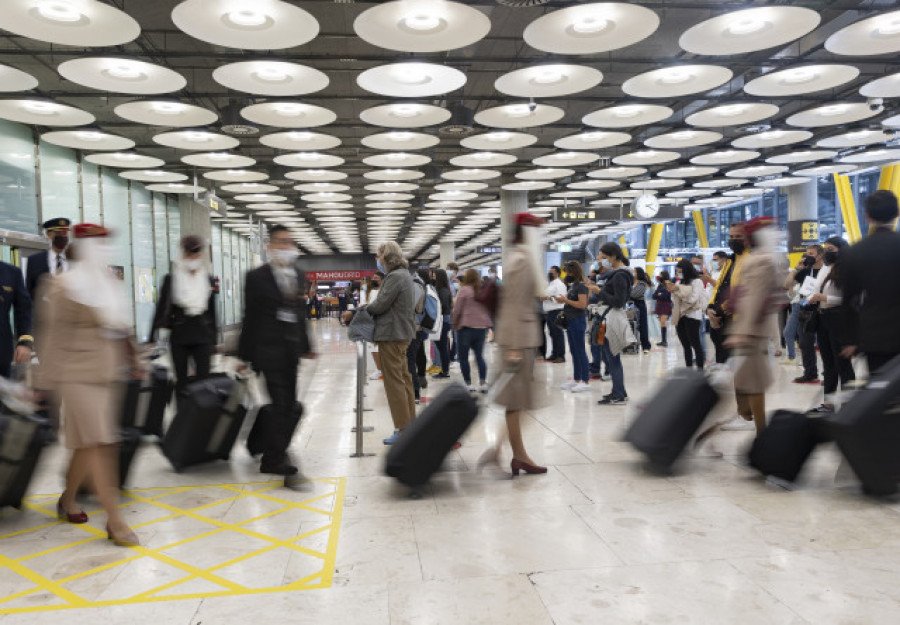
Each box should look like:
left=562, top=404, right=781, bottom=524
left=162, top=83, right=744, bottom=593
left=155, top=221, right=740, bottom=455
left=706, top=224, right=750, bottom=364
left=150, top=235, right=217, bottom=394
left=26, top=218, right=72, bottom=303
left=540, top=265, right=567, bottom=363
left=785, top=244, right=825, bottom=384
left=239, top=225, right=313, bottom=477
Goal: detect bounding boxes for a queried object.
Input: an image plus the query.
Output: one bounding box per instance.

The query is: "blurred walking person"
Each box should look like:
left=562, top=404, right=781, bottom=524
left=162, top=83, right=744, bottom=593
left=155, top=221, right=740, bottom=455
left=631, top=267, right=653, bottom=353
left=35, top=224, right=142, bottom=547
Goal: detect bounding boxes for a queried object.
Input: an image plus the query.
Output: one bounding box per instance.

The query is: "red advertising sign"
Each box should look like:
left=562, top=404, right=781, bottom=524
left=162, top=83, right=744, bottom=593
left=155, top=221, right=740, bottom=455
left=306, top=270, right=376, bottom=281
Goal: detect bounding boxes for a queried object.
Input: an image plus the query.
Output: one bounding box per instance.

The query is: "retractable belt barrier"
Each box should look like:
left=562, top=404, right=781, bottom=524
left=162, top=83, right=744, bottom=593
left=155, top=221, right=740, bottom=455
left=351, top=341, right=374, bottom=458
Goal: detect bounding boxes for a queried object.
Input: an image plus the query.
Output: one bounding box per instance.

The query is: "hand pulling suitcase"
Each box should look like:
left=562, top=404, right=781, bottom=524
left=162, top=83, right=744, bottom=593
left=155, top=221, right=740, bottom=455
left=826, top=355, right=900, bottom=497
left=385, top=382, right=478, bottom=495
left=122, top=365, right=172, bottom=437
left=748, top=410, right=823, bottom=482
left=0, top=410, right=54, bottom=508
left=161, top=374, right=247, bottom=472
left=247, top=402, right=303, bottom=458
left=623, top=368, right=719, bottom=472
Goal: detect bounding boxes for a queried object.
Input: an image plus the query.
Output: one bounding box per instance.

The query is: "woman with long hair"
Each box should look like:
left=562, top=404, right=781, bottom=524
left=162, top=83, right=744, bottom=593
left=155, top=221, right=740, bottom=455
left=669, top=259, right=707, bottom=370
left=652, top=270, right=673, bottom=347
left=554, top=260, right=590, bottom=393
left=631, top=266, right=653, bottom=353
left=451, top=268, right=492, bottom=392
left=431, top=268, right=453, bottom=379
left=593, top=242, right=633, bottom=404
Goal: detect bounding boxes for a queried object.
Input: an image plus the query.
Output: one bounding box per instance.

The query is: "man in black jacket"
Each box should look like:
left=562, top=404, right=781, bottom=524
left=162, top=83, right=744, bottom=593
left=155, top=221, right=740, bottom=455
left=0, top=261, right=33, bottom=379
left=25, top=217, right=71, bottom=302
left=238, top=225, right=313, bottom=477
left=841, top=190, right=900, bottom=374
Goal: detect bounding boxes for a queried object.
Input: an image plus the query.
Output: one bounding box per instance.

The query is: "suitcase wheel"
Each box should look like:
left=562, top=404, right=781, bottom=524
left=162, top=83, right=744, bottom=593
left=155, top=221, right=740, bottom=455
left=408, top=487, right=425, bottom=500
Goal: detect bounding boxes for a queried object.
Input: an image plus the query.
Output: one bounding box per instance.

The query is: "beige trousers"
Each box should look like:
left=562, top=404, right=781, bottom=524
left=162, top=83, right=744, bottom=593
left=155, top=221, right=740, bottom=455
left=377, top=340, right=416, bottom=431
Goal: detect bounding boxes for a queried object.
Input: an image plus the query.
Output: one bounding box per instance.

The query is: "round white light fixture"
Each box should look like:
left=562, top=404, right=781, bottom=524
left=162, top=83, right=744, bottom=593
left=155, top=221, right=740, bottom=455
left=794, top=164, right=858, bottom=177
left=114, top=100, right=217, bottom=127
left=473, top=103, right=565, bottom=129
left=240, top=101, right=336, bottom=128
left=613, top=150, right=680, bottom=166
left=690, top=149, right=759, bottom=166
left=182, top=152, right=255, bottom=168
left=171, top=0, right=318, bottom=50
left=817, top=129, right=893, bottom=149
left=765, top=150, right=836, bottom=165
left=495, top=64, right=603, bottom=98
left=666, top=189, right=714, bottom=199
left=555, top=131, right=631, bottom=150
left=860, top=71, right=900, bottom=98
left=362, top=131, right=439, bottom=151
left=296, top=183, right=350, bottom=193
left=220, top=183, right=279, bottom=194
left=502, top=181, right=554, bottom=191
left=644, top=130, right=722, bottom=149
left=0, top=0, right=140, bottom=46
left=58, top=58, right=185, bottom=94
left=839, top=148, right=900, bottom=164
left=365, top=182, right=419, bottom=192
left=152, top=130, right=239, bottom=151
left=442, top=169, right=501, bottom=181
left=679, top=7, right=821, bottom=55
left=364, top=169, right=425, bottom=181
left=0, top=63, right=38, bottom=92
left=685, top=102, right=779, bottom=128
left=360, top=103, right=451, bottom=128
left=587, top=166, right=647, bottom=179
left=450, top=152, right=517, bottom=167
left=731, top=129, right=813, bottom=150
left=357, top=62, right=466, bottom=97
left=286, top=170, right=347, bottom=182
left=657, top=166, right=719, bottom=179
left=622, top=65, right=732, bottom=98
left=725, top=165, right=788, bottom=178
left=582, top=104, right=673, bottom=128
left=744, top=64, right=860, bottom=97
left=461, top=132, right=538, bottom=151
left=234, top=193, right=288, bottom=203
left=533, top=152, right=599, bottom=167
left=0, top=99, right=94, bottom=126
left=85, top=152, right=164, bottom=168
left=203, top=169, right=268, bottom=183
left=826, top=10, right=900, bottom=56
left=366, top=193, right=415, bottom=202
left=364, top=152, right=432, bottom=167
left=260, top=131, right=341, bottom=151
left=353, top=0, right=490, bottom=53
left=274, top=152, right=344, bottom=168
left=523, top=2, right=660, bottom=55
left=41, top=129, right=134, bottom=151
left=631, top=179, right=684, bottom=190
left=515, top=168, right=576, bottom=181
left=754, top=177, right=812, bottom=189
left=213, top=61, right=328, bottom=96
left=694, top=178, right=748, bottom=189
left=786, top=103, right=880, bottom=127
left=435, top=182, right=487, bottom=192
left=119, top=169, right=187, bottom=183
left=430, top=191, right=478, bottom=201
left=146, top=182, right=205, bottom=194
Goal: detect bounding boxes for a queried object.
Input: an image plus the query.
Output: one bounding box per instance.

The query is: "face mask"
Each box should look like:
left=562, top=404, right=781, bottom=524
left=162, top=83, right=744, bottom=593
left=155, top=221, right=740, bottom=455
left=803, top=255, right=816, bottom=267
left=823, top=250, right=838, bottom=265
left=52, top=235, right=68, bottom=249
left=712, top=260, right=722, bottom=270
left=676, top=272, right=684, bottom=280
left=547, top=273, right=555, bottom=282
left=184, top=259, right=203, bottom=272
left=590, top=262, right=599, bottom=272
left=376, top=259, right=386, bottom=272
left=693, top=264, right=702, bottom=273
left=729, top=238, right=746, bottom=255
left=600, top=258, right=612, bottom=269
left=564, top=275, right=575, bottom=285
left=270, top=248, right=298, bottom=266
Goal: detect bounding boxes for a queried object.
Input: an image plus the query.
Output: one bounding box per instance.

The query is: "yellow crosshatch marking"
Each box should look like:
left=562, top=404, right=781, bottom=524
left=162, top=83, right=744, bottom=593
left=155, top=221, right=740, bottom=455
left=0, top=477, right=346, bottom=614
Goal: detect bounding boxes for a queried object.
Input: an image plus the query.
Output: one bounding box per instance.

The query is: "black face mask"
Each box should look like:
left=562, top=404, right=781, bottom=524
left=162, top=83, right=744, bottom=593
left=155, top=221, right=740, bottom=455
left=728, top=238, right=746, bottom=255
left=824, top=250, right=838, bottom=265
left=547, top=273, right=555, bottom=282
left=564, top=275, right=575, bottom=285
left=52, top=235, right=69, bottom=249
left=802, top=255, right=816, bottom=267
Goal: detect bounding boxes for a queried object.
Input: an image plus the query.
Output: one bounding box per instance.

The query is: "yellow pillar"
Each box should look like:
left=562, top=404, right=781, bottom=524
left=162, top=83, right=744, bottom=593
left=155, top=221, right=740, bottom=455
left=618, top=235, right=629, bottom=258
left=691, top=210, right=709, bottom=249
left=833, top=173, right=863, bottom=243
left=645, top=223, right=664, bottom=276
left=877, top=164, right=896, bottom=191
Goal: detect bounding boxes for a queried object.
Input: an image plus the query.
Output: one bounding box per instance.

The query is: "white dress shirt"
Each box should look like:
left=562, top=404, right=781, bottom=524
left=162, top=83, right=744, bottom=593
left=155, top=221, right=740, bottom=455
left=543, top=278, right=567, bottom=312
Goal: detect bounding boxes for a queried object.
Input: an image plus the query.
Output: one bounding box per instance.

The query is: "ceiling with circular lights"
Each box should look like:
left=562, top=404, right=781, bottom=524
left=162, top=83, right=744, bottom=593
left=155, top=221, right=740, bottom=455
left=1, top=0, right=899, bottom=261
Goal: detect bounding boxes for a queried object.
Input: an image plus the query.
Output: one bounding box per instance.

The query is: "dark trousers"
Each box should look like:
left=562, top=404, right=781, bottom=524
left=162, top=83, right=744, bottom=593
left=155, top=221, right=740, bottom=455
left=449, top=330, right=457, bottom=361
left=816, top=309, right=855, bottom=395
left=546, top=309, right=566, bottom=359
left=799, top=323, right=819, bottom=379
left=436, top=316, right=451, bottom=375
left=676, top=317, right=704, bottom=369
left=171, top=343, right=213, bottom=393
left=416, top=335, right=427, bottom=377
left=709, top=316, right=731, bottom=364
left=633, top=299, right=651, bottom=352
left=867, top=352, right=899, bottom=376
left=457, top=327, right=488, bottom=385
left=260, top=356, right=299, bottom=466
left=407, top=333, right=423, bottom=399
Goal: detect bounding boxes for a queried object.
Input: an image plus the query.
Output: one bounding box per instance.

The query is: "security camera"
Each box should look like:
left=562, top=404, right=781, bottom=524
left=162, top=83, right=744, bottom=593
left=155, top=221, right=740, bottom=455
left=868, top=97, right=884, bottom=112
left=528, top=98, right=537, bottom=113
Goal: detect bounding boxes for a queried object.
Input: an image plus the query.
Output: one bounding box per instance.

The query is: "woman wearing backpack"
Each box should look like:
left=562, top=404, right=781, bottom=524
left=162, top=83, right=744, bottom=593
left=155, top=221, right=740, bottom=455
left=590, top=242, right=633, bottom=405
left=452, top=269, right=492, bottom=392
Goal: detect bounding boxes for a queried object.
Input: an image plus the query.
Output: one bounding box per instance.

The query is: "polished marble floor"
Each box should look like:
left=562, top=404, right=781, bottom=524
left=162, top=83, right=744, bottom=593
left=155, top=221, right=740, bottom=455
left=3, top=318, right=899, bottom=624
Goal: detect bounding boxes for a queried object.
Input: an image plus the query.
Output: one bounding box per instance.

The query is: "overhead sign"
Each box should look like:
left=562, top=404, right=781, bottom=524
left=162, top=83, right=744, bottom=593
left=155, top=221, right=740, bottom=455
left=205, top=192, right=227, bottom=218
left=557, top=209, right=601, bottom=222
left=306, top=271, right=375, bottom=281
left=477, top=246, right=502, bottom=254
left=556, top=244, right=573, bottom=252
left=787, top=220, right=819, bottom=254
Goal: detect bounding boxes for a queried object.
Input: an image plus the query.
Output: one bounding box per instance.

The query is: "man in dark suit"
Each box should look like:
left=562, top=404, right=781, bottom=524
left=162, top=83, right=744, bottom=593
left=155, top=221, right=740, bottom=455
left=0, top=261, right=33, bottom=379
left=25, top=217, right=72, bottom=301
left=841, top=190, right=900, bottom=374
left=238, top=225, right=313, bottom=478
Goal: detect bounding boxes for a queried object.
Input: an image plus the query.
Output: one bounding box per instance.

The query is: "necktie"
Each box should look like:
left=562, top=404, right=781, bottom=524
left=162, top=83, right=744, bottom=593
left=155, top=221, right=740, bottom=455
left=56, top=254, right=63, bottom=273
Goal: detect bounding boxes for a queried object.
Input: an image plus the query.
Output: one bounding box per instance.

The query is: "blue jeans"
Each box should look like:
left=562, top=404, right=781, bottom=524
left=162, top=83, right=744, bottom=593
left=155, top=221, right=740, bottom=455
left=565, top=314, right=590, bottom=383
left=436, top=314, right=452, bottom=374
left=546, top=309, right=566, bottom=359
left=457, top=327, right=488, bottom=385
left=783, top=303, right=800, bottom=360
left=602, top=342, right=627, bottom=399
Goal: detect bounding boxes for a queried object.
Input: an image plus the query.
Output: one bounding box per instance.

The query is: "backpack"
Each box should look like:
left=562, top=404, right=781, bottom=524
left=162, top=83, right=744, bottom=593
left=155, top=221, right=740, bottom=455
left=425, top=285, right=443, bottom=336
left=475, top=278, right=500, bottom=317
left=413, top=281, right=439, bottom=331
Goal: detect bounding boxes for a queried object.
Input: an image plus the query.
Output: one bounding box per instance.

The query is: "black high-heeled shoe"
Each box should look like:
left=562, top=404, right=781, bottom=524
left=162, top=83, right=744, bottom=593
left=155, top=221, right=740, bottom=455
left=510, top=459, right=548, bottom=476
left=56, top=498, right=88, bottom=524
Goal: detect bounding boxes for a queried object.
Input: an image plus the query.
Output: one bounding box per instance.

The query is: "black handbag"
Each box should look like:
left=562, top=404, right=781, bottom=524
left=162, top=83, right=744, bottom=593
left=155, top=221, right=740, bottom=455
left=799, top=303, right=820, bottom=334
left=553, top=312, right=568, bottom=330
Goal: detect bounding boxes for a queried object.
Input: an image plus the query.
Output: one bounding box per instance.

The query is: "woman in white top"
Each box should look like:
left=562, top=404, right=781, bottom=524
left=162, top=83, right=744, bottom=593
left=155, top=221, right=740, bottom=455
left=362, top=273, right=384, bottom=380
left=808, top=236, right=854, bottom=411
left=669, top=259, right=707, bottom=370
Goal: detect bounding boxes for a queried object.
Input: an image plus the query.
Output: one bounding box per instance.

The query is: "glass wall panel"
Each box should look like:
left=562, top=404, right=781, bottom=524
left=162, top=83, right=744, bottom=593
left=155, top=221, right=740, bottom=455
left=221, top=228, right=235, bottom=325
left=130, top=183, right=155, bottom=342
left=81, top=161, right=101, bottom=223
left=816, top=175, right=841, bottom=241
left=167, top=196, right=181, bottom=264
left=0, top=119, right=38, bottom=234
left=211, top=223, right=224, bottom=332
left=38, top=141, right=80, bottom=223
left=152, top=192, right=170, bottom=279
left=101, top=169, right=134, bottom=327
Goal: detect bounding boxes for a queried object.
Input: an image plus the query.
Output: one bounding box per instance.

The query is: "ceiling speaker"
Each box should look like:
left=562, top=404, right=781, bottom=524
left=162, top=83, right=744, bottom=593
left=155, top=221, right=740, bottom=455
left=219, top=100, right=259, bottom=136
left=438, top=103, right=474, bottom=137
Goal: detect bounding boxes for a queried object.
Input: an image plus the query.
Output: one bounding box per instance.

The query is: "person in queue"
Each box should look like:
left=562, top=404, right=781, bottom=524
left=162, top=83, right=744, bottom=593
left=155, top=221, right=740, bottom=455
left=353, top=241, right=416, bottom=445
left=452, top=268, right=492, bottom=393
left=555, top=260, right=590, bottom=393
left=25, top=217, right=72, bottom=302
left=707, top=223, right=750, bottom=364
left=446, top=262, right=459, bottom=363
left=407, top=267, right=431, bottom=404
left=481, top=213, right=548, bottom=477
left=784, top=245, right=825, bottom=382
left=362, top=272, right=384, bottom=380
left=724, top=218, right=780, bottom=434
left=808, top=236, right=854, bottom=413
left=431, top=268, right=454, bottom=379
left=238, top=225, right=313, bottom=477
left=841, top=190, right=900, bottom=376
left=0, top=257, right=33, bottom=380
left=150, top=235, right=217, bottom=394
left=651, top=271, right=672, bottom=348
left=540, top=265, right=567, bottom=363
left=589, top=262, right=611, bottom=379
left=590, top=242, right=632, bottom=405
left=630, top=267, right=653, bottom=354
left=669, top=259, right=707, bottom=371
left=35, top=224, right=142, bottom=547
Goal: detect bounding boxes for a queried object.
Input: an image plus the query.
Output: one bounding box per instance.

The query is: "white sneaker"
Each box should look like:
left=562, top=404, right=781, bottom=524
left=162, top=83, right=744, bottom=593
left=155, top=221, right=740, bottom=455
left=368, top=371, right=382, bottom=380
left=478, top=383, right=489, bottom=393
left=571, top=381, right=591, bottom=393
left=467, top=384, right=477, bottom=392
left=720, top=416, right=755, bottom=431
left=561, top=380, right=578, bottom=390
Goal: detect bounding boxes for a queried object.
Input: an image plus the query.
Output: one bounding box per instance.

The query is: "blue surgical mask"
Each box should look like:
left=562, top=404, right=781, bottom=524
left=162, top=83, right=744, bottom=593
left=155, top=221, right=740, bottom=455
left=591, top=262, right=599, bottom=272
left=600, top=258, right=612, bottom=269
left=376, top=259, right=385, bottom=272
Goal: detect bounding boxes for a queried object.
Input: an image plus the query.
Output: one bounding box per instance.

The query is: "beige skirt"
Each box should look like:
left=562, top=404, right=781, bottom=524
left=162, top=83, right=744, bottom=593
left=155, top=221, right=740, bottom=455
left=493, top=349, right=547, bottom=412
left=732, top=341, right=773, bottom=395
left=60, top=382, right=120, bottom=450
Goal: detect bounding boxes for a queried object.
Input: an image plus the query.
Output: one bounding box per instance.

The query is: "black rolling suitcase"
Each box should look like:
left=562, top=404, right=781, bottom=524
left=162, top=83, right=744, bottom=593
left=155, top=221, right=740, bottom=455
left=0, top=411, right=54, bottom=508
left=122, top=364, right=172, bottom=437
left=748, top=410, right=822, bottom=482
left=247, top=402, right=303, bottom=458
left=623, top=368, right=719, bottom=472
left=827, top=355, right=900, bottom=497
left=385, top=383, right=478, bottom=494
left=118, top=427, right=142, bottom=488
left=161, top=374, right=247, bottom=471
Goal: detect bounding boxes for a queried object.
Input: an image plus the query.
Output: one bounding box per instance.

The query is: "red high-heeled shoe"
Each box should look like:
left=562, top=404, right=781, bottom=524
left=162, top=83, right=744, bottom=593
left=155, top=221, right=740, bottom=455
left=56, top=498, right=88, bottom=524
left=510, top=459, right=547, bottom=476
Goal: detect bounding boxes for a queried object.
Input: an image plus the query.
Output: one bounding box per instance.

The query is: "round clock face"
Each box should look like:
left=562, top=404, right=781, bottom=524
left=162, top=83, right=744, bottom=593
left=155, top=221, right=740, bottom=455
left=632, top=194, right=660, bottom=219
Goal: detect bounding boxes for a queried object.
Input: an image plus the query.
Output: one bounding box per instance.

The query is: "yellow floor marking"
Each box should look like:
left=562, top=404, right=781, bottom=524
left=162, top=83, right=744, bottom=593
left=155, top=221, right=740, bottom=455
left=0, top=477, right=346, bottom=615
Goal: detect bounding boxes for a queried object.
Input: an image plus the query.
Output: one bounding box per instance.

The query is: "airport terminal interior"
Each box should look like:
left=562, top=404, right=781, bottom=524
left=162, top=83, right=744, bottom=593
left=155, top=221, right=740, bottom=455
left=1, top=0, right=900, bottom=622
